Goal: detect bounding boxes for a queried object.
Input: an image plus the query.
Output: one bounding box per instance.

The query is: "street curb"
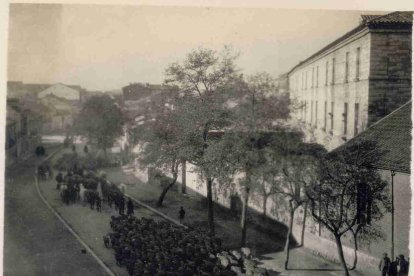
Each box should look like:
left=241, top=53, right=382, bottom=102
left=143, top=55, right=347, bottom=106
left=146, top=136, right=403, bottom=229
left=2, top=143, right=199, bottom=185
left=125, top=193, right=188, bottom=229
left=35, top=147, right=116, bottom=276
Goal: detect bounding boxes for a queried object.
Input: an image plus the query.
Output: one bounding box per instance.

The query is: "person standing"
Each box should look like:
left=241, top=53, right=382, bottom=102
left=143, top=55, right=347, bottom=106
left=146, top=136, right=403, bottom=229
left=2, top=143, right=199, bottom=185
left=389, top=257, right=399, bottom=276
left=127, top=198, right=134, bottom=216
left=96, top=196, right=102, bottom=212
left=179, top=206, right=185, bottom=223
left=119, top=196, right=125, bottom=215
left=55, top=172, right=63, bottom=190
left=379, top=253, right=391, bottom=276
left=398, top=255, right=409, bottom=276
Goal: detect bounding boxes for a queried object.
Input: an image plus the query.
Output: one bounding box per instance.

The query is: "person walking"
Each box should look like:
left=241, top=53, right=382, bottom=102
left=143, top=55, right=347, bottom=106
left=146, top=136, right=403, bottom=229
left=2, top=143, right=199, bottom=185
left=379, top=253, right=391, bottom=276
left=96, top=196, right=102, bottom=212
left=179, top=206, right=185, bottom=223
left=127, top=198, right=134, bottom=216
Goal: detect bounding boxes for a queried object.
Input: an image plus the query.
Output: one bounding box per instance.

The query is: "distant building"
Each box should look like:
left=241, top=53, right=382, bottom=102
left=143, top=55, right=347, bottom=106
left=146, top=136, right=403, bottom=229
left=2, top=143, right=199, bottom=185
left=7, top=81, right=50, bottom=99
left=122, top=83, right=167, bottom=119
left=275, top=73, right=289, bottom=94
left=80, top=90, right=102, bottom=104
left=288, top=11, right=412, bottom=150
left=39, top=94, right=78, bottom=132
left=6, top=98, right=42, bottom=166
left=38, top=83, right=81, bottom=101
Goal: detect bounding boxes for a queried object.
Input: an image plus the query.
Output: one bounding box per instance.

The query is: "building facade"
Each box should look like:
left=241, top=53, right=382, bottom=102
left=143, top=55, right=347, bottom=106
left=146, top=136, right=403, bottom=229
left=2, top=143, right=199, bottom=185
left=288, top=12, right=412, bottom=150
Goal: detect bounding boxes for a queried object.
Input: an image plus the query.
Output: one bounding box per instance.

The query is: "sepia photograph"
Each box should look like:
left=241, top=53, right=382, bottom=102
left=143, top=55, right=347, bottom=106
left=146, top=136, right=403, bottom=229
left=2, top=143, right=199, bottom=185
left=3, top=3, right=413, bottom=276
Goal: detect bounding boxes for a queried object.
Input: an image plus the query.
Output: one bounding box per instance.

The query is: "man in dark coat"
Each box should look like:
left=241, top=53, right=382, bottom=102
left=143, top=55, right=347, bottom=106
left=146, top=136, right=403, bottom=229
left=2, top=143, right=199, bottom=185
left=55, top=172, right=63, bottom=190
left=119, top=197, right=125, bottom=215
left=179, top=206, right=186, bottom=223
left=127, top=198, right=134, bottom=216
left=379, top=253, right=391, bottom=276
left=96, top=196, right=102, bottom=212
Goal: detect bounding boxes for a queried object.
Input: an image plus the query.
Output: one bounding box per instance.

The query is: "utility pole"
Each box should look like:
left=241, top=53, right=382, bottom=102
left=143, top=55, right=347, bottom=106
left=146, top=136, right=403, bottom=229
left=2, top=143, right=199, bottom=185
left=391, top=170, right=395, bottom=260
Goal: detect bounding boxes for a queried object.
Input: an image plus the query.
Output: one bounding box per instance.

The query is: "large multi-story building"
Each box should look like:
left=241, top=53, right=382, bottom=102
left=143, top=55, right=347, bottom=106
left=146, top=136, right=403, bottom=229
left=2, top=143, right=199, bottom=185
left=288, top=11, right=412, bottom=150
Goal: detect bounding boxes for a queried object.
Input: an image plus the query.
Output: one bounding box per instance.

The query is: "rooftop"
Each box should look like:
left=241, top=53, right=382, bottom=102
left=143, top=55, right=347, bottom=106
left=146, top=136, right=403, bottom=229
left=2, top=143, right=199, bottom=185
left=287, top=11, right=413, bottom=75
left=338, top=101, right=412, bottom=174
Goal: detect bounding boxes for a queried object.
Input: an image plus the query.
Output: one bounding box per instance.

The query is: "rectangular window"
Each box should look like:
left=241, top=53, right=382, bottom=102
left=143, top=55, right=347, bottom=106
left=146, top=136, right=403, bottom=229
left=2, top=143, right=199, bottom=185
left=356, top=47, right=361, bottom=80
left=354, top=103, right=360, bottom=135
left=324, top=101, right=327, bottom=130
left=331, top=58, right=335, bottom=85
left=345, top=52, right=349, bottom=83
left=315, top=101, right=318, bottom=126
left=312, top=68, right=314, bottom=88
left=311, top=101, right=314, bottom=123
left=325, top=61, right=329, bottom=86
left=306, top=71, right=308, bottom=89
left=343, top=103, right=348, bottom=135
left=330, top=101, right=334, bottom=132
left=316, top=66, right=319, bottom=88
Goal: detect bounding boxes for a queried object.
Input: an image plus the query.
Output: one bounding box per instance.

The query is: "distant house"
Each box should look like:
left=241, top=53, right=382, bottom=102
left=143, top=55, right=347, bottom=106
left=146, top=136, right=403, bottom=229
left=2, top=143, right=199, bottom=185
left=38, top=83, right=81, bottom=101
left=7, top=81, right=51, bottom=99
left=122, top=83, right=167, bottom=119
left=6, top=98, right=42, bottom=166
left=39, top=94, right=78, bottom=132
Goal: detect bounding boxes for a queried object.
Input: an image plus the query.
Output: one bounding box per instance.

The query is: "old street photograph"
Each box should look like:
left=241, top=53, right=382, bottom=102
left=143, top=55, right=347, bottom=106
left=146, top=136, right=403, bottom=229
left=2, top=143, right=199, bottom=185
left=4, top=4, right=413, bottom=276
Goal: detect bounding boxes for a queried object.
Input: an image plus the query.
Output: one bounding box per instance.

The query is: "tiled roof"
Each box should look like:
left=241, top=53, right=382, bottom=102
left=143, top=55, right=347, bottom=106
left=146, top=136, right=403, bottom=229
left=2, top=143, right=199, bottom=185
left=287, top=11, right=413, bottom=75
left=338, top=101, right=412, bottom=174
left=360, top=14, right=382, bottom=23
left=366, top=11, right=413, bottom=25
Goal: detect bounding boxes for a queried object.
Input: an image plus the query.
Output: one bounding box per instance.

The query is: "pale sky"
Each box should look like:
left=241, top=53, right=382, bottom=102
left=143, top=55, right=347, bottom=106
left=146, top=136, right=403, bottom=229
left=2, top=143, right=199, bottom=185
left=7, top=4, right=384, bottom=91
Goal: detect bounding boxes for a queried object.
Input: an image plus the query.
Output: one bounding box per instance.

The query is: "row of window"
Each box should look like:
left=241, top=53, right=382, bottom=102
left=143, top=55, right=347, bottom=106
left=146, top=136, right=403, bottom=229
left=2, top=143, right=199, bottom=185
left=298, top=47, right=361, bottom=90
left=301, top=101, right=360, bottom=137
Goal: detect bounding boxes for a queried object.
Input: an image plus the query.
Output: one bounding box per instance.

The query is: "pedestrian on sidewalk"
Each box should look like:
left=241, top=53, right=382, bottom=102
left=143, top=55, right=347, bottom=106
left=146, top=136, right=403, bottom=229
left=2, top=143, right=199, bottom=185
left=55, top=172, right=63, bottom=190
left=127, top=198, right=134, bottom=216
left=398, top=255, right=409, bottom=276
left=96, top=196, right=102, bottom=212
left=389, top=257, right=399, bottom=276
left=379, top=253, right=391, bottom=276
left=179, top=206, right=186, bottom=223
left=119, top=196, right=125, bottom=215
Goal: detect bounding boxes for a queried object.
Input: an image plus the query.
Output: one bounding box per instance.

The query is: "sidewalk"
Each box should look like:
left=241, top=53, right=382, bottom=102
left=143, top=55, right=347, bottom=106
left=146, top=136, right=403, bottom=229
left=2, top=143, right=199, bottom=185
left=104, top=165, right=378, bottom=276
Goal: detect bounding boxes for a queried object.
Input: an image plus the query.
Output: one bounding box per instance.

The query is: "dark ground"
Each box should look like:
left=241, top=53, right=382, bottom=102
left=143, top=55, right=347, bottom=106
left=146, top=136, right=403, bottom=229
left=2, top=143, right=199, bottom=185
left=3, top=145, right=109, bottom=276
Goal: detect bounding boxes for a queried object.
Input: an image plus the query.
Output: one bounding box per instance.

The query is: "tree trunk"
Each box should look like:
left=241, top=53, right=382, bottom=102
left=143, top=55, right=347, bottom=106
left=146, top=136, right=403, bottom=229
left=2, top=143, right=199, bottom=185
left=349, top=231, right=358, bottom=270
left=334, top=234, right=350, bottom=276
left=284, top=204, right=295, bottom=270
left=206, top=177, right=215, bottom=236
left=241, top=187, right=250, bottom=247
left=157, top=162, right=179, bottom=207
left=300, top=201, right=308, bottom=247
left=156, top=171, right=178, bottom=207
left=181, top=160, right=187, bottom=194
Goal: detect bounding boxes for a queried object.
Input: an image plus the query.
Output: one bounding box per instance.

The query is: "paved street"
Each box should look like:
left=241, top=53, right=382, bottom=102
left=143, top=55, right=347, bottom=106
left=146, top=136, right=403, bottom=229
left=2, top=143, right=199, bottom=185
left=3, top=148, right=108, bottom=276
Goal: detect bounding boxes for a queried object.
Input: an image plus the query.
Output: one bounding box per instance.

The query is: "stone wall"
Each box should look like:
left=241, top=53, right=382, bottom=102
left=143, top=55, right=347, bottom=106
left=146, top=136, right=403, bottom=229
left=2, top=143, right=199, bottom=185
left=368, top=29, right=412, bottom=124
left=181, top=162, right=410, bottom=270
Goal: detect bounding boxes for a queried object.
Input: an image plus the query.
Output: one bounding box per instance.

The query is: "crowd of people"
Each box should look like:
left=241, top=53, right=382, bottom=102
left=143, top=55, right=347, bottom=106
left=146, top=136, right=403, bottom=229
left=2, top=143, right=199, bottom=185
left=379, top=253, right=409, bottom=276
left=54, top=164, right=134, bottom=215
left=105, top=216, right=249, bottom=276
